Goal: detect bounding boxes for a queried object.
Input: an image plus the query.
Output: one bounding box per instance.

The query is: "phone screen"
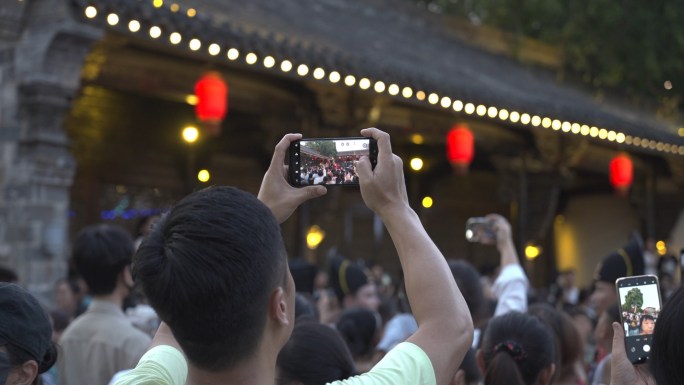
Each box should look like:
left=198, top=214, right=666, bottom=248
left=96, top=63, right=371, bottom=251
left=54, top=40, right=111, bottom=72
left=616, top=275, right=661, bottom=364
left=289, top=138, right=376, bottom=187
left=465, top=217, right=495, bottom=243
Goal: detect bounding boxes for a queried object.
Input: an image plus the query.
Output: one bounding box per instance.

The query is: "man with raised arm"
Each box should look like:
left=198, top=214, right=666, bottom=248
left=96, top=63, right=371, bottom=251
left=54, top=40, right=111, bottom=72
left=115, top=128, right=473, bottom=385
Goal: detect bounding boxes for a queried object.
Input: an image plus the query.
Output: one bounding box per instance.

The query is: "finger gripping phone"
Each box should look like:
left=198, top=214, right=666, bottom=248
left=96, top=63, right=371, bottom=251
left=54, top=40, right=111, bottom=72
left=465, top=217, right=496, bottom=243
left=615, top=275, right=662, bottom=364
left=288, top=137, right=378, bottom=187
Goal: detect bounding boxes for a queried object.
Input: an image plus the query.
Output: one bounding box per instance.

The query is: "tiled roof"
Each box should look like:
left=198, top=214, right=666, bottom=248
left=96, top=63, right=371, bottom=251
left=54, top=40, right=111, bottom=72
left=71, top=0, right=684, bottom=154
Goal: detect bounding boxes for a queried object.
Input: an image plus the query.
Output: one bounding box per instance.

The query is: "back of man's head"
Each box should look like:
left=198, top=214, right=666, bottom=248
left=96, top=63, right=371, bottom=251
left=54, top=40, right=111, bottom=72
left=134, top=186, right=287, bottom=371
left=72, top=224, right=134, bottom=295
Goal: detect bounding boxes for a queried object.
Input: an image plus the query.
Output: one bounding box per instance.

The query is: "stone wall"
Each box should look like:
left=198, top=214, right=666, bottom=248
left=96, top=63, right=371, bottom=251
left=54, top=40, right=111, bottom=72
left=0, top=0, right=100, bottom=300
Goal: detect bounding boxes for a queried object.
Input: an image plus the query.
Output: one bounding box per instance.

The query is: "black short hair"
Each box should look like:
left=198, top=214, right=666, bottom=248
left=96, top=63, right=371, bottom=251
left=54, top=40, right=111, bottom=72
left=650, top=285, right=684, bottom=385
left=0, top=266, right=18, bottom=283
left=134, top=186, right=287, bottom=371
left=448, top=260, right=484, bottom=322
left=528, top=304, right=582, bottom=382
left=336, top=307, right=380, bottom=359
left=72, top=224, right=134, bottom=295
left=277, top=319, right=355, bottom=385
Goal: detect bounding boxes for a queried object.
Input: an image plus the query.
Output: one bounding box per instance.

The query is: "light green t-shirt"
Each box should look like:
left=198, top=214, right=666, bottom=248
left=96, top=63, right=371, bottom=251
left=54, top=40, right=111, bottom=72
left=113, top=345, right=187, bottom=385
left=114, top=341, right=435, bottom=385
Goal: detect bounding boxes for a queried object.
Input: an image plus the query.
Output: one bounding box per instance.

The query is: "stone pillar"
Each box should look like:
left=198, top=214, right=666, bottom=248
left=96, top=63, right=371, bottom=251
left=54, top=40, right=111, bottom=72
left=0, top=0, right=101, bottom=300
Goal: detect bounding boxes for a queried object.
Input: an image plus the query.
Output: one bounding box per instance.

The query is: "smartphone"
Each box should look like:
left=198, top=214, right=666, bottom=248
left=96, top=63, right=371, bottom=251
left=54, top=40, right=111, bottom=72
left=288, top=137, right=377, bottom=187
left=615, top=275, right=662, bottom=364
left=465, top=217, right=496, bottom=243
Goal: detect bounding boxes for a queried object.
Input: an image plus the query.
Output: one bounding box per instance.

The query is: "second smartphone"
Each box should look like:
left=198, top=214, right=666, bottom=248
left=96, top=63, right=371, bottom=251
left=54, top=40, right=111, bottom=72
left=615, top=274, right=662, bottom=364
left=289, top=137, right=377, bottom=187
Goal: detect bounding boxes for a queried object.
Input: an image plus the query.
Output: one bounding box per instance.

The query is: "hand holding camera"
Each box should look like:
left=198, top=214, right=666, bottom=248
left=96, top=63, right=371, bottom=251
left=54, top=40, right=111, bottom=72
left=356, top=128, right=410, bottom=218
left=258, top=133, right=327, bottom=224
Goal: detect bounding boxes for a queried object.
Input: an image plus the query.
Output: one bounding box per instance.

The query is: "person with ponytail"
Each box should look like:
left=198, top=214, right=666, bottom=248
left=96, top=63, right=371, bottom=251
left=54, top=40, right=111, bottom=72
left=0, top=283, right=59, bottom=385
left=478, top=312, right=556, bottom=385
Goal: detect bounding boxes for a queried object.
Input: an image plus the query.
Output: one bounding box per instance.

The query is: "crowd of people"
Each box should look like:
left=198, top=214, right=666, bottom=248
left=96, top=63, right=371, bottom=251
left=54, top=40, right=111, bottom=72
left=298, top=156, right=361, bottom=185
left=1, top=128, right=683, bottom=385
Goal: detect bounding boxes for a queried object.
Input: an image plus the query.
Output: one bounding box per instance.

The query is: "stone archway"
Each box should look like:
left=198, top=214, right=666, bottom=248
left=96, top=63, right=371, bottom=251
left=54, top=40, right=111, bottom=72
left=0, top=0, right=101, bottom=299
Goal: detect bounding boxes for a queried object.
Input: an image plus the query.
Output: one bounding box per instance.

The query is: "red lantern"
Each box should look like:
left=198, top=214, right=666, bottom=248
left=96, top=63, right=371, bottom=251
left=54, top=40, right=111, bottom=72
left=446, top=125, right=474, bottom=175
left=194, top=72, right=228, bottom=135
left=610, top=153, right=633, bottom=196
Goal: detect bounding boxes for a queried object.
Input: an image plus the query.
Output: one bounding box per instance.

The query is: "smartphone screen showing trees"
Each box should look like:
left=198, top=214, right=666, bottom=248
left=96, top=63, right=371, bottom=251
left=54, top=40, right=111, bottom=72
left=616, top=275, right=661, bottom=364
left=296, top=139, right=369, bottom=186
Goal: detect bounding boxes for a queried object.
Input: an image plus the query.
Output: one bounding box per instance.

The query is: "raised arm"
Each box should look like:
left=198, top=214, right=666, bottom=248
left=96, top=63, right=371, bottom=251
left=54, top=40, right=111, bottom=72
left=485, top=214, right=528, bottom=316
left=356, top=128, right=473, bottom=385
left=258, top=133, right=327, bottom=224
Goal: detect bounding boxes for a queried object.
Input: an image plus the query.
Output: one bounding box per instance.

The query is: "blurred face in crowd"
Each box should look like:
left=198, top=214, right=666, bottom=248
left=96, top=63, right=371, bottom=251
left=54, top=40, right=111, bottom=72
left=590, top=281, right=617, bottom=315
left=346, top=283, right=380, bottom=311
left=640, top=318, right=655, bottom=335
left=594, top=311, right=614, bottom=353
left=55, top=281, right=77, bottom=315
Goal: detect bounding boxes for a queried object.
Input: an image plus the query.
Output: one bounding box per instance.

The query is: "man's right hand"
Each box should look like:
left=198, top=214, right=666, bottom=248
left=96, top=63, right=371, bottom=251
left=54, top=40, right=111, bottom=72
left=610, top=322, right=656, bottom=385
left=356, top=128, right=409, bottom=218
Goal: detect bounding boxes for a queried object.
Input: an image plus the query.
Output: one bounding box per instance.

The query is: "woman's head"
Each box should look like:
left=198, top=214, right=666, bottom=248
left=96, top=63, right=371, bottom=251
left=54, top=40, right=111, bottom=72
left=329, top=258, right=379, bottom=311
left=0, top=283, right=58, bottom=385
left=478, top=312, right=556, bottom=385
left=277, top=319, right=355, bottom=385
left=528, top=304, right=582, bottom=381
left=336, top=307, right=381, bottom=359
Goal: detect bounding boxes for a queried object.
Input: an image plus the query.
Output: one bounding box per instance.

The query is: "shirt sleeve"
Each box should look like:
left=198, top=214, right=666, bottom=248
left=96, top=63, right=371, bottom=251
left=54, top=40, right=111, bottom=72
left=113, top=345, right=187, bottom=385
left=492, top=264, right=528, bottom=317
left=329, top=342, right=436, bottom=385
left=376, top=314, right=418, bottom=352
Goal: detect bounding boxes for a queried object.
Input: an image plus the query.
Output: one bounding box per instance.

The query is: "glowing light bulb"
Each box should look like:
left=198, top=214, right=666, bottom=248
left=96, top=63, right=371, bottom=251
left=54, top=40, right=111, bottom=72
left=106, top=13, right=119, bottom=25
left=189, top=38, right=201, bottom=51
left=227, top=48, right=239, bottom=60
left=313, top=68, right=325, bottom=80
left=182, top=126, right=199, bottom=143
left=281, top=60, right=293, bottom=72
left=149, top=26, right=162, bottom=38
left=297, top=64, right=309, bottom=76
left=345, top=75, right=356, bottom=86
left=411, top=134, right=424, bottom=145
left=440, top=96, right=451, bottom=108
left=263, top=56, right=275, bottom=68
left=128, top=20, right=141, bottom=32
left=402, top=87, right=413, bottom=98
left=464, top=103, right=475, bottom=115
left=410, top=157, right=424, bottom=171
left=85, top=6, right=97, bottom=18
left=169, top=32, right=182, bottom=44
left=197, top=169, right=210, bottom=182
left=208, top=43, right=221, bottom=56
